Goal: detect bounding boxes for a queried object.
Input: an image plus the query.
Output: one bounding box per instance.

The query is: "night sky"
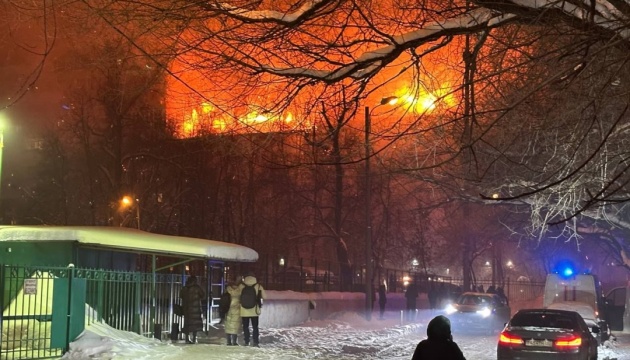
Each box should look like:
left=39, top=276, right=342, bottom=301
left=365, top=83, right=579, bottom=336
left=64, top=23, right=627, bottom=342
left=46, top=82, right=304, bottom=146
left=1, top=4, right=68, bottom=132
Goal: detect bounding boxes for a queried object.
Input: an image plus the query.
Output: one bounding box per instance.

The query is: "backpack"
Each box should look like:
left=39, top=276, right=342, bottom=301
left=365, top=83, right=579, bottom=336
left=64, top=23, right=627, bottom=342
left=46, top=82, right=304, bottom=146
left=241, top=283, right=260, bottom=309
left=218, top=291, right=231, bottom=320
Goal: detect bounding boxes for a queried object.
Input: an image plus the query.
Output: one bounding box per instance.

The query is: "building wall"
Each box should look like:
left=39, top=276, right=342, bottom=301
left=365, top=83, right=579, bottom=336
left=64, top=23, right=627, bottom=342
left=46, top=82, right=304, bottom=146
left=0, top=241, right=73, bottom=266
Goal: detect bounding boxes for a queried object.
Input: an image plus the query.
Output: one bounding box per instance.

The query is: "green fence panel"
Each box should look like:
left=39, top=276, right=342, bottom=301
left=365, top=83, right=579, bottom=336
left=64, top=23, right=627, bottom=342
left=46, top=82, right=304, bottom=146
left=50, top=278, right=69, bottom=348
left=69, top=278, right=86, bottom=342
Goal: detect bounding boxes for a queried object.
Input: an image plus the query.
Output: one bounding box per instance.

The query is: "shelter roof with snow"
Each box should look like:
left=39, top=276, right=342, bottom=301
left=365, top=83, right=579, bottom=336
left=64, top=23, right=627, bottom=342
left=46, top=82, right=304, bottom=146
left=0, top=225, right=258, bottom=263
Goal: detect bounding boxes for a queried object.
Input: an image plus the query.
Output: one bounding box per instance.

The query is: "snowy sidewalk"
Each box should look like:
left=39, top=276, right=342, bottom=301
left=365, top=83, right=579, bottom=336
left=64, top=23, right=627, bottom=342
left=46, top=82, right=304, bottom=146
left=61, top=310, right=630, bottom=360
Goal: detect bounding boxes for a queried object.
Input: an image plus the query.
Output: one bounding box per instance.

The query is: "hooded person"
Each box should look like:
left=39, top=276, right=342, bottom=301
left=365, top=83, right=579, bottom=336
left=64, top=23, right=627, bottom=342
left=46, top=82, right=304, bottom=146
left=179, top=275, right=205, bottom=344
left=411, top=315, right=466, bottom=360
left=239, top=271, right=266, bottom=347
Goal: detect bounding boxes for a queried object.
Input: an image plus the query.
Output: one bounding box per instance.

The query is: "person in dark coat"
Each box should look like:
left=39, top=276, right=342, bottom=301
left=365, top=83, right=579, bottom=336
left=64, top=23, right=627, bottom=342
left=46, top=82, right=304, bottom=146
left=427, top=283, right=438, bottom=310
left=436, top=282, right=447, bottom=309
left=405, top=282, right=419, bottom=321
left=180, top=275, right=205, bottom=344
left=378, top=284, right=387, bottom=319
left=496, top=286, right=509, bottom=306
left=411, top=315, right=466, bottom=360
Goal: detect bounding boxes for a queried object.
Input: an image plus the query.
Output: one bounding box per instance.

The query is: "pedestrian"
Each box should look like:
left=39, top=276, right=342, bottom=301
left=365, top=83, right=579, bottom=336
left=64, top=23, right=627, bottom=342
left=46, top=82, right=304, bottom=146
left=496, top=286, right=509, bottom=306
left=427, top=282, right=437, bottom=310
left=411, top=315, right=466, bottom=360
left=239, top=271, right=266, bottom=347
left=486, top=285, right=496, bottom=294
left=179, top=275, right=205, bottom=344
left=405, top=282, right=418, bottom=321
left=371, top=286, right=377, bottom=310
left=378, top=284, right=387, bottom=319
left=224, top=278, right=242, bottom=345
left=477, top=285, right=484, bottom=293
left=436, top=282, right=446, bottom=308
left=389, top=274, right=396, bottom=293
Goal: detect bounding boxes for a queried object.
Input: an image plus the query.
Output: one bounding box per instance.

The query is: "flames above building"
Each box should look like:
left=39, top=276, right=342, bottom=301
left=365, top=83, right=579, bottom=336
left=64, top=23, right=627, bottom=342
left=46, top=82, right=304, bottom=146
left=165, top=54, right=459, bottom=139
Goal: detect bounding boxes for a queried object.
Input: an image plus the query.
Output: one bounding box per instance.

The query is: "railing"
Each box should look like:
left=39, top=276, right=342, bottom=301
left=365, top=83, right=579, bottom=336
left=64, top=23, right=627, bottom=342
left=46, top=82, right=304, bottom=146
left=1, top=264, right=223, bottom=360
left=239, top=256, right=545, bottom=306
left=1, top=266, right=64, bottom=360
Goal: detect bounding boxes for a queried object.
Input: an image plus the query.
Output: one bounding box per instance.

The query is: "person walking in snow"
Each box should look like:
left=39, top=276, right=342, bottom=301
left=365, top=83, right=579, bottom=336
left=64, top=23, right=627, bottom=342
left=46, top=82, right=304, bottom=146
left=378, top=284, right=387, bottom=319
left=179, top=275, right=205, bottom=344
left=405, top=282, right=419, bottom=321
left=239, top=272, right=266, bottom=347
left=411, top=315, right=466, bottom=360
left=224, top=278, right=242, bottom=345
left=427, top=282, right=438, bottom=310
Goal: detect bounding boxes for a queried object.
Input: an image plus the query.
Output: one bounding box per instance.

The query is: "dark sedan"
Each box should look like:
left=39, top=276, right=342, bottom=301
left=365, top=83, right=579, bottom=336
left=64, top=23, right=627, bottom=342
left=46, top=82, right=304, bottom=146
left=497, top=308, right=599, bottom=360
left=444, top=292, right=511, bottom=334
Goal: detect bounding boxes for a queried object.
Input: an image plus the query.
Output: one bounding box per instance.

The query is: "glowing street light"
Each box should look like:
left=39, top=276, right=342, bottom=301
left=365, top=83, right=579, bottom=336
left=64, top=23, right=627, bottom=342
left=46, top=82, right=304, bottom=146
left=365, top=96, right=398, bottom=321
left=121, top=195, right=141, bottom=230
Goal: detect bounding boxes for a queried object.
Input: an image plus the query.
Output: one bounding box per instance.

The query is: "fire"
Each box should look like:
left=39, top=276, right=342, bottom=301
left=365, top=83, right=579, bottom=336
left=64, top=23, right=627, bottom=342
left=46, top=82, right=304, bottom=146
left=171, top=98, right=298, bottom=138
left=397, top=82, right=457, bottom=114
left=166, top=44, right=458, bottom=138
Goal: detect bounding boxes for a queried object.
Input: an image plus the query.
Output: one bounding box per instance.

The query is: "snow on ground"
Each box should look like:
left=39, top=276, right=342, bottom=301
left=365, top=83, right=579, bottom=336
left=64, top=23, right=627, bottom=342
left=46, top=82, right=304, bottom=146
left=61, top=309, right=630, bottom=360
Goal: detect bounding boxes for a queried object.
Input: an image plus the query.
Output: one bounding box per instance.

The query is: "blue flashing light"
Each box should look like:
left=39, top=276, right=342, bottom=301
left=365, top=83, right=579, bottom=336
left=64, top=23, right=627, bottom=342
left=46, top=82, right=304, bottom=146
left=553, top=259, right=577, bottom=278
left=562, top=267, right=574, bottom=277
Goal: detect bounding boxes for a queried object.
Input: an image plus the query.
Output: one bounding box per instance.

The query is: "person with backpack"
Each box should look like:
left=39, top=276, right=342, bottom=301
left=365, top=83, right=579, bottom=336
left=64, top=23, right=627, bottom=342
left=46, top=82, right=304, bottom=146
left=179, top=275, right=205, bottom=344
left=239, top=271, right=266, bottom=347
left=221, top=278, right=242, bottom=346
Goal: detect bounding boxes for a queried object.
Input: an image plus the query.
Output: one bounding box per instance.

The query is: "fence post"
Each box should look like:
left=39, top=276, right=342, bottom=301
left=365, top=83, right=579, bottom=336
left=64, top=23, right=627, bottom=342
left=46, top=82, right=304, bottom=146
left=507, top=277, right=511, bottom=301
left=299, top=258, right=304, bottom=293
left=0, top=265, right=4, bottom=354
left=314, top=259, right=318, bottom=293
left=133, top=273, right=141, bottom=334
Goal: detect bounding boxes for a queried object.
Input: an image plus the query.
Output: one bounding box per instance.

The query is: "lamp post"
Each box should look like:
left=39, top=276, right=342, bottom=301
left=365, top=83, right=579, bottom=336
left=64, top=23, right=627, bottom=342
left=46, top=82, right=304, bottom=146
left=0, top=113, right=6, bottom=224
left=121, top=195, right=141, bottom=230
left=364, top=96, right=398, bottom=321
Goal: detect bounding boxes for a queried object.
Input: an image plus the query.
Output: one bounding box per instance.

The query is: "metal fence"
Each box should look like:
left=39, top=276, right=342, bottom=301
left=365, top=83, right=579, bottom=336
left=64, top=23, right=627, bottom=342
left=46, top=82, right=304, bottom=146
left=244, top=256, right=545, bottom=306
left=1, top=263, right=225, bottom=360
left=1, top=260, right=545, bottom=360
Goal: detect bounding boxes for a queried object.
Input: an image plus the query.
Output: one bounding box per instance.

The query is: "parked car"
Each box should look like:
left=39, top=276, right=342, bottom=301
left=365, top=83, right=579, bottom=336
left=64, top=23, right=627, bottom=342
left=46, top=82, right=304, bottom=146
left=497, top=308, right=599, bottom=360
left=444, top=292, right=511, bottom=334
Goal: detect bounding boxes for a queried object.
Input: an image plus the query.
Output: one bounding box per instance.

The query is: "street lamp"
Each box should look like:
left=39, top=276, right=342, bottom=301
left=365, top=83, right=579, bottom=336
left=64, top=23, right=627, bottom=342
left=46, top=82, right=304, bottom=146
left=365, top=95, right=398, bottom=321
left=0, top=112, right=6, bottom=223
left=121, top=195, right=141, bottom=230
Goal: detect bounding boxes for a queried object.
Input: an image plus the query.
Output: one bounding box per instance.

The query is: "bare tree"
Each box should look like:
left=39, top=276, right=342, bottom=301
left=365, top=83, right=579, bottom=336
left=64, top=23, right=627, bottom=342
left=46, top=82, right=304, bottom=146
left=14, top=0, right=630, bottom=272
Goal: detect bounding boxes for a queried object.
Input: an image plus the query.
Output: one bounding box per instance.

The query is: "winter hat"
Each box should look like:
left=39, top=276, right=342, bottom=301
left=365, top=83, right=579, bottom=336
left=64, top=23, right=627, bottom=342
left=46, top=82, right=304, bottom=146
left=186, top=275, right=198, bottom=286
left=427, top=315, right=452, bottom=341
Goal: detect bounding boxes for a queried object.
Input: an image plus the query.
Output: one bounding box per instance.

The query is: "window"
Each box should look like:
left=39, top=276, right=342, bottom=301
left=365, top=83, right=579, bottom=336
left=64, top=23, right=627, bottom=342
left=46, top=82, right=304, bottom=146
left=511, top=312, right=577, bottom=329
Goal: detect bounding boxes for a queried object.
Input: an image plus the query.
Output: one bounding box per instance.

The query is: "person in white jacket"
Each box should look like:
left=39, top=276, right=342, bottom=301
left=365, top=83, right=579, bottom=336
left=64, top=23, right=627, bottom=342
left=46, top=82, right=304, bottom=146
left=239, top=272, right=266, bottom=347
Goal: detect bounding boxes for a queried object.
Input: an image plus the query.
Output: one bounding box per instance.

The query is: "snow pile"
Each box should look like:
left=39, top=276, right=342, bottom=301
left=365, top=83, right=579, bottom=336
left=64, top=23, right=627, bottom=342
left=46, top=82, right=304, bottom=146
left=61, top=321, right=178, bottom=359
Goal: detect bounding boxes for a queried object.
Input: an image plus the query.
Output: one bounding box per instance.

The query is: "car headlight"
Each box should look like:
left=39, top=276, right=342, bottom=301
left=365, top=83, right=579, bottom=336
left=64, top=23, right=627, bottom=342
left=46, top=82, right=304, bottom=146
left=477, top=307, right=492, bottom=318
left=445, top=304, right=457, bottom=315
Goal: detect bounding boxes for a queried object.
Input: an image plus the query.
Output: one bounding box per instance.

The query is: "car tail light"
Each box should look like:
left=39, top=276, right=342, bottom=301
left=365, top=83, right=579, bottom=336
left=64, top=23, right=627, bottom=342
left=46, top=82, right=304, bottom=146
left=555, top=335, right=582, bottom=348
left=499, top=331, right=524, bottom=345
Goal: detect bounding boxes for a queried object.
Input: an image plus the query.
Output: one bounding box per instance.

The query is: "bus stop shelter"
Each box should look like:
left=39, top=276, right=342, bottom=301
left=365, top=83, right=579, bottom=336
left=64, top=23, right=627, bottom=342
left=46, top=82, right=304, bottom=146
left=0, top=226, right=258, bottom=359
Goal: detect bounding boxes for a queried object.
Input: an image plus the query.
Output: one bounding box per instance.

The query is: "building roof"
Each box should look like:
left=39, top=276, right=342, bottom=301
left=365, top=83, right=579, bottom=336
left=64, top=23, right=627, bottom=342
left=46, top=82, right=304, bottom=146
left=0, top=226, right=258, bottom=262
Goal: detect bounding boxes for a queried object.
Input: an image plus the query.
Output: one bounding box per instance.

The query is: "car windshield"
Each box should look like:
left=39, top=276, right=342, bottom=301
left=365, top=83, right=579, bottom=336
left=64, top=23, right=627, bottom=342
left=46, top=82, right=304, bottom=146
left=510, top=312, right=577, bottom=329
left=457, top=294, right=493, bottom=306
